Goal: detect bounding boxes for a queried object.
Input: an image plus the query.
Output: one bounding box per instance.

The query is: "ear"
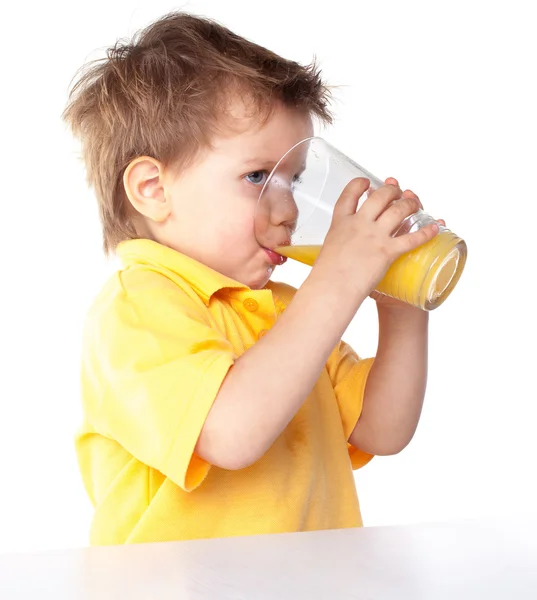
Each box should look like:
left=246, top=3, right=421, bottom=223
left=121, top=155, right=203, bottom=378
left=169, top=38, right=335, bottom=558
left=123, top=157, right=171, bottom=223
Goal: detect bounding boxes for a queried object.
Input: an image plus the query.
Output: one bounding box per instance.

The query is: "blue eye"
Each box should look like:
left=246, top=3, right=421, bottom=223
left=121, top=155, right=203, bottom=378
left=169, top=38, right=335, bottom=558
left=245, top=171, right=268, bottom=185
left=245, top=171, right=303, bottom=188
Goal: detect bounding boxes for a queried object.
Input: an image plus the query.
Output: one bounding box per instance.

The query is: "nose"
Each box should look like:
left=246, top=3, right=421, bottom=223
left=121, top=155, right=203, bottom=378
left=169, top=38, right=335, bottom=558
left=270, top=187, right=298, bottom=232
left=254, top=177, right=299, bottom=249
left=264, top=186, right=298, bottom=250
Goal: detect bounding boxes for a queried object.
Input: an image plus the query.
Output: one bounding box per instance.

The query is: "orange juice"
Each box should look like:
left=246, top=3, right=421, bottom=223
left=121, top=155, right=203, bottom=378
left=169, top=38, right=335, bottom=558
left=276, top=230, right=467, bottom=310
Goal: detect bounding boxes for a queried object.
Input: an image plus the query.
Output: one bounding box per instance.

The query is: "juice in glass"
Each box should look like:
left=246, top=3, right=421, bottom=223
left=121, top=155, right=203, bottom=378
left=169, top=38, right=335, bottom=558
left=276, top=229, right=466, bottom=310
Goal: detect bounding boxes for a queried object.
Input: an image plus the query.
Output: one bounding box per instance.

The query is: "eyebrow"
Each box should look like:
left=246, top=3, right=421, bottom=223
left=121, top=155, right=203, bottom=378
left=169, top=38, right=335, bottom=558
left=243, top=158, right=277, bottom=169
left=243, top=158, right=306, bottom=174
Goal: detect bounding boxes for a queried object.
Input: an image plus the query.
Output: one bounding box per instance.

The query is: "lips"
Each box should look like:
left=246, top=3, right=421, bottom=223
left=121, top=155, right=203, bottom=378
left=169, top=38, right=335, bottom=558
left=263, top=247, right=287, bottom=266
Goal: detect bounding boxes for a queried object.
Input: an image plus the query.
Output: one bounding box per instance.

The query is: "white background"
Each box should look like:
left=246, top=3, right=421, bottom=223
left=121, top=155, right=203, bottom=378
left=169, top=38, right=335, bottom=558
left=1, top=0, right=535, bottom=553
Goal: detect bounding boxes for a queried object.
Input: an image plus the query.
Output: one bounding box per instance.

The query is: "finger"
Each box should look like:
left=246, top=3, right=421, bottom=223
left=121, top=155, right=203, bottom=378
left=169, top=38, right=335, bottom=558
left=437, top=219, right=446, bottom=226
left=401, top=189, right=423, bottom=210
left=333, top=177, right=371, bottom=219
left=393, top=223, right=439, bottom=256
left=358, top=183, right=402, bottom=221
left=376, top=195, right=421, bottom=233
left=384, top=177, right=399, bottom=187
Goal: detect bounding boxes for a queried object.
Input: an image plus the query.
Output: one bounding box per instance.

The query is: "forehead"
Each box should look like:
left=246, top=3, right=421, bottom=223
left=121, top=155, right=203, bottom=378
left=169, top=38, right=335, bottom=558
left=212, top=98, right=314, bottom=164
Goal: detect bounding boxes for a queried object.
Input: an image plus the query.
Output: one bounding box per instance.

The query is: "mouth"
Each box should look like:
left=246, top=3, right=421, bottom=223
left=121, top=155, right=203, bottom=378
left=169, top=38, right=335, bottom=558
left=262, top=246, right=288, bottom=266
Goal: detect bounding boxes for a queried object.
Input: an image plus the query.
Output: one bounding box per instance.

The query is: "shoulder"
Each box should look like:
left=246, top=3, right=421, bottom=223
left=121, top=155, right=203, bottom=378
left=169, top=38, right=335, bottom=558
left=83, top=265, right=209, bottom=342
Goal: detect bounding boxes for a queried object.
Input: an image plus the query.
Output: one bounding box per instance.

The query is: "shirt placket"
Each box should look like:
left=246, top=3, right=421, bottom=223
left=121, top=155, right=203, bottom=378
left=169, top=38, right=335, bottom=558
left=235, top=289, right=277, bottom=341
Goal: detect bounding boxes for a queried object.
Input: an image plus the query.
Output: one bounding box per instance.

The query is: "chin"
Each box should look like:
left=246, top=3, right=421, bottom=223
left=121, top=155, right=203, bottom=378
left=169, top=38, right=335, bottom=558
left=248, top=268, right=274, bottom=290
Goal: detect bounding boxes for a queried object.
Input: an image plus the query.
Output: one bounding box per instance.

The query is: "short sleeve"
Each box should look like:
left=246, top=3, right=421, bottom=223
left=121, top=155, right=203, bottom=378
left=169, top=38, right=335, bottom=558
left=82, top=276, right=235, bottom=492
left=326, top=341, right=375, bottom=469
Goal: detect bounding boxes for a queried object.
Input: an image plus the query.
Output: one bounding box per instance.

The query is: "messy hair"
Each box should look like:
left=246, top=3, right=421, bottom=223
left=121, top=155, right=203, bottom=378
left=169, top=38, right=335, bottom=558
left=62, top=11, right=333, bottom=253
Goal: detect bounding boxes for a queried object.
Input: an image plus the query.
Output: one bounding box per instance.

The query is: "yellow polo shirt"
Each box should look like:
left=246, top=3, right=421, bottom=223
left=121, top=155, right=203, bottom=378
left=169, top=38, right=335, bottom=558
left=76, top=239, right=374, bottom=545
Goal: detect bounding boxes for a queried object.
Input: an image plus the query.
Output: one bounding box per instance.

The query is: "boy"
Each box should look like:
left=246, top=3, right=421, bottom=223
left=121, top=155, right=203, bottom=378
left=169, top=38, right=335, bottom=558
left=63, top=12, right=440, bottom=545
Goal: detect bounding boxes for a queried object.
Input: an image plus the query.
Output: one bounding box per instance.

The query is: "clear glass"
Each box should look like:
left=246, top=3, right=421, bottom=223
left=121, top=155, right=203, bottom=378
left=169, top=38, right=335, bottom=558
left=254, top=137, right=467, bottom=310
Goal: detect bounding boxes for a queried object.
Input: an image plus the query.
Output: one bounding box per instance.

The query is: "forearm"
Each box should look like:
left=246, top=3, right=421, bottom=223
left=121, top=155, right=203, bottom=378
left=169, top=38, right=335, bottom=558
left=197, top=269, right=368, bottom=470
left=350, top=306, right=429, bottom=455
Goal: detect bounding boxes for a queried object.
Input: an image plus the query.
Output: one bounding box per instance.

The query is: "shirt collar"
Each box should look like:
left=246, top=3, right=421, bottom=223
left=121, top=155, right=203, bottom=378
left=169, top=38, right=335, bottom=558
left=117, top=239, right=251, bottom=305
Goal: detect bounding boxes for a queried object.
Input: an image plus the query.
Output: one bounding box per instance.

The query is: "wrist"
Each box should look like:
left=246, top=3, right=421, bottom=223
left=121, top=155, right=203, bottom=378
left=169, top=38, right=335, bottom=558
left=377, top=303, right=429, bottom=335
left=301, top=267, right=368, bottom=333
left=376, top=302, right=428, bottom=319
left=308, top=261, right=370, bottom=308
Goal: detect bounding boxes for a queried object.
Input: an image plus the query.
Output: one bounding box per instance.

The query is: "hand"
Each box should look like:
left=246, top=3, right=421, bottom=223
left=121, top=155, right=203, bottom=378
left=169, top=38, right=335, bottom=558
left=369, top=177, right=445, bottom=310
left=314, top=176, right=440, bottom=304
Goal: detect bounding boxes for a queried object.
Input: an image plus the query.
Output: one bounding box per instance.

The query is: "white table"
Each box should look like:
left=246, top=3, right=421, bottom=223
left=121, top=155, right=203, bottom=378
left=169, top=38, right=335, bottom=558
left=0, top=520, right=536, bottom=599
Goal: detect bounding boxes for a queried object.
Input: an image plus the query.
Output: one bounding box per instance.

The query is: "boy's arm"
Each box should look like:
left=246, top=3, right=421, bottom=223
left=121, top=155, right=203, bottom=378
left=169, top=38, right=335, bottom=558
left=348, top=181, right=439, bottom=455
left=349, top=304, right=429, bottom=456
left=197, top=179, right=439, bottom=470
left=197, top=271, right=364, bottom=470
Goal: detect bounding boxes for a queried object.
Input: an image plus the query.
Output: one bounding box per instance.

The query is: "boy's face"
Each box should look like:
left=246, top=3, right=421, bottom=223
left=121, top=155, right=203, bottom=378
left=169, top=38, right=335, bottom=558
left=158, top=100, right=313, bottom=289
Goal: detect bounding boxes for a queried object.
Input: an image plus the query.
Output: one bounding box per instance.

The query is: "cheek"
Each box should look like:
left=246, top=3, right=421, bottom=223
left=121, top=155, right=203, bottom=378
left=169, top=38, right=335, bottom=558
left=216, top=207, right=257, bottom=251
